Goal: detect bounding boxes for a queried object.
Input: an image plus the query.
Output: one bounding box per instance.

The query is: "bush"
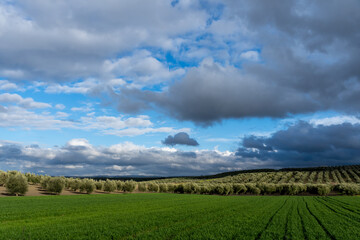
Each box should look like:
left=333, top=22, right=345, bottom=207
left=174, top=184, right=184, bottom=193
left=183, top=183, right=199, bottom=194
left=167, top=183, right=176, bottom=193
left=70, top=179, right=81, bottom=191
left=233, top=184, right=247, bottom=194
left=159, top=183, right=168, bottom=193
left=313, top=184, right=331, bottom=196
left=223, top=184, right=233, bottom=195
left=199, top=185, right=211, bottom=194
left=261, top=183, right=277, bottom=194
left=334, top=184, right=360, bottom=195
left=80, top=179, right=95, bottom=194
left=95, top=181, right=104, bottom=190
left=211, top=184, right=225, bottom=195
left=116, top=181, right=124, bottom=191
left=148, top=183, right=159, bottom=192
left=123, top=181, right=136, bottom=192
left=0, top=171, right=8, bottom=186
left=245, top=184, right=261, bottom=195
left=6, top=173, right=28, bottom=196
left=137, top=183, right=147, bottom=192
left=40, top=176, right=51, bottom=189
left=46, top=177, right=65, bottom=194
left=103, top=180, right=117, bottom=192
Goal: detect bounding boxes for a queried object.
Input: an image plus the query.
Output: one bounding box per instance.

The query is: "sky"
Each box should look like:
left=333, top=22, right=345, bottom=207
left=0, top=0, right=360, bottom=176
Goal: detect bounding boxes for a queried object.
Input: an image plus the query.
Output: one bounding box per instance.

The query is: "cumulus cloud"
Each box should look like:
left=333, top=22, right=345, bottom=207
left=0, top=0, right=208, bottom=81
left=162, top=132, right=199, bottom=146
left=0, top=80, right=17, bottom=90
left=0, top=93, right=51, bottom=108
left=236, top=121, right=360, bottom=167
left=0, top=139, right=250, bottom=176
left=116, top=59, right=317, bottom=125
left=0, top=99, right=188, bottom=136
left=113, top=1, right=360, bottom=125
left=103, top=50, right=185, bottom=86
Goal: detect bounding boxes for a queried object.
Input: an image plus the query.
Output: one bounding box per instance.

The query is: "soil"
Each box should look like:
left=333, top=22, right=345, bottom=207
left=0, top=184, right=123, bottom=197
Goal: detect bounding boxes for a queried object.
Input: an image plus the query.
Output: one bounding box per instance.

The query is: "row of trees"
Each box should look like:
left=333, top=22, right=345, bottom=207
left=154, top=166, right=360, bottom=185
left=1, top=170, right=360, bottom=196
left=136, top=182, right=360, bottom=196
left=0, top=171, right=137, bottom=196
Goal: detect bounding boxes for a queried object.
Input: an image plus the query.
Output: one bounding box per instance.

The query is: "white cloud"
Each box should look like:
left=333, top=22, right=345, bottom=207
left=0, top=106, right=74, bottom=130
left=55, top=104, right=65, bottom=110
left=45, top=79, right=99, bottom=94
left=0, top=80, right=17, bottom=90
left=0, top=139, right=247, bottom=176
left=0, top=1, right=208, bottom=81
left=310, top=115, right=360, bottom=126
left=240, top=50, right=260, bottom=61
left=0, top=93, right=51, bottom=108
left=103, top=50, right=185, bottom=86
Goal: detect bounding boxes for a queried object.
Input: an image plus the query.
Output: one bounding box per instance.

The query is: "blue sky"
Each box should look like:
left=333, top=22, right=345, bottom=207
left=0, top=0, right=360, bottom=176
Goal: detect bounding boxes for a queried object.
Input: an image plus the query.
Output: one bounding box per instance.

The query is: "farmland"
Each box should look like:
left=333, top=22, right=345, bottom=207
left=0, top=193, right=360, bottom=239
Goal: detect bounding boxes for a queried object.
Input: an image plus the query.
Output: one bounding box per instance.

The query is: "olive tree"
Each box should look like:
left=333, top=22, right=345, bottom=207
left=80, top=179, right=95, bottom=194
left=137, top=182, right=147, bottom=192
left=95, top=181, right=104, bottom=191
left=0, top=171, right=8, bottom=186
left=46, top=177, right=65, bottom=195
left=123, top=181, right=136, bottom=192
left=6, top=173, right=28, bottom=196
left=103, top=180, right=117, bottom=192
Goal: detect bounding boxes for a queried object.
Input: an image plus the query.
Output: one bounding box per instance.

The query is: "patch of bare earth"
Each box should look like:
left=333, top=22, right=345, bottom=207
left=0, top=184, right=126, bottom=197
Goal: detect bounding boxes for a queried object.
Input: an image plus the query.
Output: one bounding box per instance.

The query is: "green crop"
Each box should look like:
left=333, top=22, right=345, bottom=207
left=1, top=194, right=360, bottom=239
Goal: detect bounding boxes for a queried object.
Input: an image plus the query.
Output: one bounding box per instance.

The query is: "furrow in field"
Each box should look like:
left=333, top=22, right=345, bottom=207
left=255, top=197, right=289, bottom=240
left=297, top=202, right=308, bottom=240
left=323, top=197, right=360, bottom=213
left=303, top=198, right=336, bottom=240
left=314, top=197, right=360, bottom=223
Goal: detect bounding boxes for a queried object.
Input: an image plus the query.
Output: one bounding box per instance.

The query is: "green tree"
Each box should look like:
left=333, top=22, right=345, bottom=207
left=6, top=173, right=28, bottom=196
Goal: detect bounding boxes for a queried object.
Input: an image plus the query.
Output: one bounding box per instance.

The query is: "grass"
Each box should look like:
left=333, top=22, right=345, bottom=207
left=1, top=193, right=360, bottom=239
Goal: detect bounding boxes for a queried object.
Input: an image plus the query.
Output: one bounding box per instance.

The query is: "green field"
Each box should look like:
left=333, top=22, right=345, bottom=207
left=1, top=194, right=360, bottom=239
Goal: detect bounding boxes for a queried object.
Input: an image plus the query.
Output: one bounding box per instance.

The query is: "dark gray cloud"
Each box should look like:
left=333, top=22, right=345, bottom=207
left=0, top=139, right=251, bottom=176
left=0, top=0, right=208, bottom=81
left=162, top=132, right=199, bottom=146
left=236, top=122, right=360, bottom=167
left=115, top=0, right=360, bottom=125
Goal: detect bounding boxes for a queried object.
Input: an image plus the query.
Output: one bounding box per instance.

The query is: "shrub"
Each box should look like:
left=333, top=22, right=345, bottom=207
left=95, top=181, right=104, bottom=190
left=80, top=179, right=95, bottom=194
left=211, top=184, right=225, bottom=195
left=46, top=177, right=65, bottom=194
left=233, top=184, right=247, bottom=194
left=245, top=184, right=261, bottom=195
left=148, top=183, right=159, bottom=192
left=199, top=185, right=211, bottom=194
left=166, top=183, right=176, bottom=193
left=183, top=183, right=199, bottom=194
left=123, top=181, right=136, bottom=192
left=103, top=180, right=117, bottom=192
left=40, top=176, right=51, bottom=189
left=6, top=173, right=28, bottom=196
left=223, top=184, right=233, bottom=195
left=314, top=184, right=331, bottom=196
left=70, top=179, right=81, bottom=192
left=137, top=183, right=147, bottom=192
left=159, top=183, right=168, bottom=193
left=116, top=181, right=124, bottom=191
left=334, top=184, right=360, bottom=195
left=0, top=171, right=8, bottom=186
left=258, top=183, right=276, bottom=194
left=174, top=184, right=184, bottom=194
